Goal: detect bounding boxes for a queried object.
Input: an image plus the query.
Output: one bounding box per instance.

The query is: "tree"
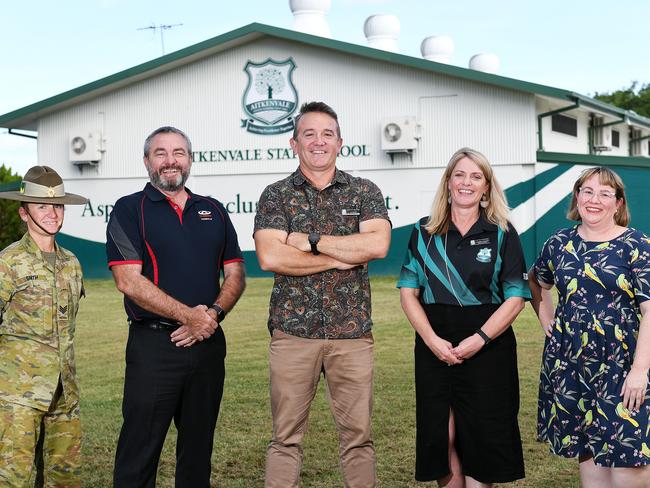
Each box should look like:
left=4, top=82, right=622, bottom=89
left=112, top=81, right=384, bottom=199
left=255, top=67, right=285, bottom=100
left=0, top=164, right=24, bottom=250
left=594, top=82, right=650, bottom=118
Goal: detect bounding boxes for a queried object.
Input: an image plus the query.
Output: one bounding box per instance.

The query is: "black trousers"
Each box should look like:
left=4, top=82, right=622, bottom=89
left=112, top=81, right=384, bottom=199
left=113, top=324, right=226, bottom=488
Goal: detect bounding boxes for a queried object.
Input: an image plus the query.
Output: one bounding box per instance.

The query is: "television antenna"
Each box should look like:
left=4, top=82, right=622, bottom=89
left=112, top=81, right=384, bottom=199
left=137, top=23, right=183, bottom=55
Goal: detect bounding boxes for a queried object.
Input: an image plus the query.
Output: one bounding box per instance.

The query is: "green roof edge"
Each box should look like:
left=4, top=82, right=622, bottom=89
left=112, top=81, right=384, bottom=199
left=537, top=151, right=650, bottom=169
left=0, top=23, right=576, bottom=127
left=572, top=93, right=650, bottom=127
left=0, top=23, right=267, bottom=126
left=1, top=23, right=646, bottom=131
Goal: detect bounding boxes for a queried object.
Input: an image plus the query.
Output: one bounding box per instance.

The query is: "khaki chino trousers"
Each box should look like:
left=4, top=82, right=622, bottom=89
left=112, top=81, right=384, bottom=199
left=265, top=329, right=376, bottom=488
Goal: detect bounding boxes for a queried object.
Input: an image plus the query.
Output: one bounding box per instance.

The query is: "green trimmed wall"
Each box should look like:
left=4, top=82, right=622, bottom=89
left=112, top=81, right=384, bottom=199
left=56, top=162, right=650, bottom=279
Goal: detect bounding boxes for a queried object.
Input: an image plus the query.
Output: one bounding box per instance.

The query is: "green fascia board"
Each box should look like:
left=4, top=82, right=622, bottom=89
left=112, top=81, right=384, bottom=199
left=3, top=23, right=645, bottom=132
left=571, top=93, right=650, bottom=130
left=572, top=93, right=627, bottom=118
left=0, top=23, right=578, bottom=129
left=627, top=113, right=650, bottom=129
left=0, top=24, right=270, bottom=129
left=537, top=151, right=650, bottom=169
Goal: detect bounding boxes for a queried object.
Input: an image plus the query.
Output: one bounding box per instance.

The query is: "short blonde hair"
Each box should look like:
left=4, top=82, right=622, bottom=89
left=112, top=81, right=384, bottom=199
left=424, top=147, right=510, bottom=235
left=567, top=166, right=629, bottom=226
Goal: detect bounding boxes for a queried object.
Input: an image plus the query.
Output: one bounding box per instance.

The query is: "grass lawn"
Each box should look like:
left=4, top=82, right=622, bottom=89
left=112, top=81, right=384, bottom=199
left=76, top=277, right=578, bottom=486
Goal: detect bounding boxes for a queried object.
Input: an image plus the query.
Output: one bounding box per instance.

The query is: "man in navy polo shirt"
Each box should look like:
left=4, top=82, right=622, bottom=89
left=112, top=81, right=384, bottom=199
left=106, top=126, right=245, bottom=488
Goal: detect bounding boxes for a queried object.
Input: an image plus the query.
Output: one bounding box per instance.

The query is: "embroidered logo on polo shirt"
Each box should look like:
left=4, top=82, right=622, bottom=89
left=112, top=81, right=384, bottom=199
left=476, top=248, right=492, bottom=263
left=198, top=210, right=213, bottom=221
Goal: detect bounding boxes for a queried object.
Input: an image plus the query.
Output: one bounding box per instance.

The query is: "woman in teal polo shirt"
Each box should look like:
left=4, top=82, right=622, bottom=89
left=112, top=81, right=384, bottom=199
left=398, top=147, right=531, bottom=486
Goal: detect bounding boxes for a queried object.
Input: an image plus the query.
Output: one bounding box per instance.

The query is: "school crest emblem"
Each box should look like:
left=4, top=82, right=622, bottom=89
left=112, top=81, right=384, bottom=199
left=241, top=58, right=298, bottom=135
left=476, top=248, right=492, bottom=263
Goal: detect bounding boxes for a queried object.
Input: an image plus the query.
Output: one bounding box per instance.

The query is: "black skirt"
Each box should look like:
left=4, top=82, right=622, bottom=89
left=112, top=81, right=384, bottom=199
left=414, top=303, right=525, bottom=483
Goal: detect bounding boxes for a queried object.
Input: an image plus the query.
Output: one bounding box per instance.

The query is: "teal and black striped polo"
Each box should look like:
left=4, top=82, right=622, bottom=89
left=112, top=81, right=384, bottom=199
left=397, top=215, right=531, bottom=305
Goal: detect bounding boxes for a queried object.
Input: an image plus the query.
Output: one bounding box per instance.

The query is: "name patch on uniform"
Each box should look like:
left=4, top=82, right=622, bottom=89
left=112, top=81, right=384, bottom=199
left=342, top=209, right=360, bottom=216
left=198, top=210, right=213, bottom=221
left=476, top=248, right=492, bottom=263
left=470, top=238, right=490, bottom=246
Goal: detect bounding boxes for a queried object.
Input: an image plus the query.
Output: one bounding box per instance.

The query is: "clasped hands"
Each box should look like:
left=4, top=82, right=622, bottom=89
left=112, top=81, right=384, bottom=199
left=429, top=333, right=485, bottom=366
left=170, top=305, right=218, bottom=347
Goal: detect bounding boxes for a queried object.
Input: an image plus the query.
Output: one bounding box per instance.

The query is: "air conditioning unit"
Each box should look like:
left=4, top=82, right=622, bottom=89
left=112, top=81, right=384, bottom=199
left=592, top=117, right=611, bottom=152
left=631, top=129, right=648, bottom=157
left=69, top=131, right=102, bottom=163
left=381, top=116, right=418, bottom=152
left=631, top=145, right=645, bottom=157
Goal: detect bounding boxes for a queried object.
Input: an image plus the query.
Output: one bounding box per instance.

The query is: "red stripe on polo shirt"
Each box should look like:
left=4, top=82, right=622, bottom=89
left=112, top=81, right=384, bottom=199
left=144, top=241, right=159, bottom=285
left=140, top=195, right=147, bottom=239
left=223, top=258, right=245, bottom=265
left=166, top=197, right=183, bottom=224
left=108, top=260, right=143, bottom=268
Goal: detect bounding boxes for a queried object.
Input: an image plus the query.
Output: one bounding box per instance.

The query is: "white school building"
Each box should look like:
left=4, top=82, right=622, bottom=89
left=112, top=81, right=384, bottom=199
left=1, top=10, right=649, bottom=278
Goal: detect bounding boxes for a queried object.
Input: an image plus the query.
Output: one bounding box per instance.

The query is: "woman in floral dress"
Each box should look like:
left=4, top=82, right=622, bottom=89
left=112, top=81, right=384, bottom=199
left=530, top=167, right=650, bottom=486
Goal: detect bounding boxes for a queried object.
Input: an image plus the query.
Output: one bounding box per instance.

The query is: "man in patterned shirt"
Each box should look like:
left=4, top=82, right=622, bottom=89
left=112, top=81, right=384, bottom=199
left=254, top=101, right=391, bottom=488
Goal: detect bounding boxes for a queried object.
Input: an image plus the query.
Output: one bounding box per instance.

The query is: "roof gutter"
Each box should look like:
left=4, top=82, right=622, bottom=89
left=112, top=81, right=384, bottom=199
left=571, top=92, right=650, bottom=130
left=8, top=128, right=37, bottom=140
left=537, top=102, right=580, bottom=151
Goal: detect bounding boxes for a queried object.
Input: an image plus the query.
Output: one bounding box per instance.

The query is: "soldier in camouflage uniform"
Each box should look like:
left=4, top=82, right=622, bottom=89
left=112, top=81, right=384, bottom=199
left=0, top=166, right=87, bottom=487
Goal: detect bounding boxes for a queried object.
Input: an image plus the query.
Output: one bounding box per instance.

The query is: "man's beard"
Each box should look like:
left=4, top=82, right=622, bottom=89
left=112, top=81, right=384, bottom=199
left=147, top=164, right=189, bottom=192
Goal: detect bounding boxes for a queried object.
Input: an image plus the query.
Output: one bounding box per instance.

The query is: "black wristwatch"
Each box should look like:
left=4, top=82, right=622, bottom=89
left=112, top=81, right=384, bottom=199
left=210, top=304, right=226, bottom=323
left=308, top=232, right=321, bottom=255
left=476, top=328, right=491, bottom=345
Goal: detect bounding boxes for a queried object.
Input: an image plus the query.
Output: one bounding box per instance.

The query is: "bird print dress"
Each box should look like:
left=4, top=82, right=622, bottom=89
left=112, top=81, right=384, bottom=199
left=533, top=226, right=650, bottom=466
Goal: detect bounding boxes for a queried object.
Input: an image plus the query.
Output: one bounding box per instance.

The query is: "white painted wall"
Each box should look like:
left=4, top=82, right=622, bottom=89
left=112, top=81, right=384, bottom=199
left=536, top=99, right=589, bottom=154
left=31, top=34, right=572, bottom=255
left=37, top=36, right=538, bottom=182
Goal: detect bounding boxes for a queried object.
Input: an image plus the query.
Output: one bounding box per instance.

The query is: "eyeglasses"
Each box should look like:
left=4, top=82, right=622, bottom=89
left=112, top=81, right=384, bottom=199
left=578, top=187, right=617, bottom=201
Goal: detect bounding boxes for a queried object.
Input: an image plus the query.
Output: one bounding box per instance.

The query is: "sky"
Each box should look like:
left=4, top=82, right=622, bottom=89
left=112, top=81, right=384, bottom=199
left=2, top=0, right=649, bottom=176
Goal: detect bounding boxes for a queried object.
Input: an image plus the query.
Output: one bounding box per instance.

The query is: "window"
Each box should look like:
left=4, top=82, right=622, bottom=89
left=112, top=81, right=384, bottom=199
left=612, top=130, right=620, bottom=147
left=551, top=114, right=577, bottom=136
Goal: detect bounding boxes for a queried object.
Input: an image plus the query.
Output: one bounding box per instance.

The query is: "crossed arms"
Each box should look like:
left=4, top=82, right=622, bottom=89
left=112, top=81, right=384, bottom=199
left=254, top=218, right=391, bottom=276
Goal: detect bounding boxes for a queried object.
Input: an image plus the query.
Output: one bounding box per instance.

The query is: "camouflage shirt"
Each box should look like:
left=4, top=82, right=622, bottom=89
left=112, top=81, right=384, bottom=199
left=254, top=168, right=390, bottom=339
left=0, top=233, right=83, bottom=411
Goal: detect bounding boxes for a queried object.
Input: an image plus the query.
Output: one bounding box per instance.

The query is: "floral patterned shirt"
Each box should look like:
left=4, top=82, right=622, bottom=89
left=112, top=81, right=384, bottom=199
left=254, top=168, right=390, bottom=339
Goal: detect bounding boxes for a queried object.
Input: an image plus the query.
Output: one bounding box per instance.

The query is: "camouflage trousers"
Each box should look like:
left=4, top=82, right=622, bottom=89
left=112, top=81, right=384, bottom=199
left=0, top=395, right=80, bottom=487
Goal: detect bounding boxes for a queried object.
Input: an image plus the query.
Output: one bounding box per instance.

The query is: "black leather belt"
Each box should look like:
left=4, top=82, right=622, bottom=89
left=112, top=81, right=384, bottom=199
left=129, top=318, right=181, bottom=331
